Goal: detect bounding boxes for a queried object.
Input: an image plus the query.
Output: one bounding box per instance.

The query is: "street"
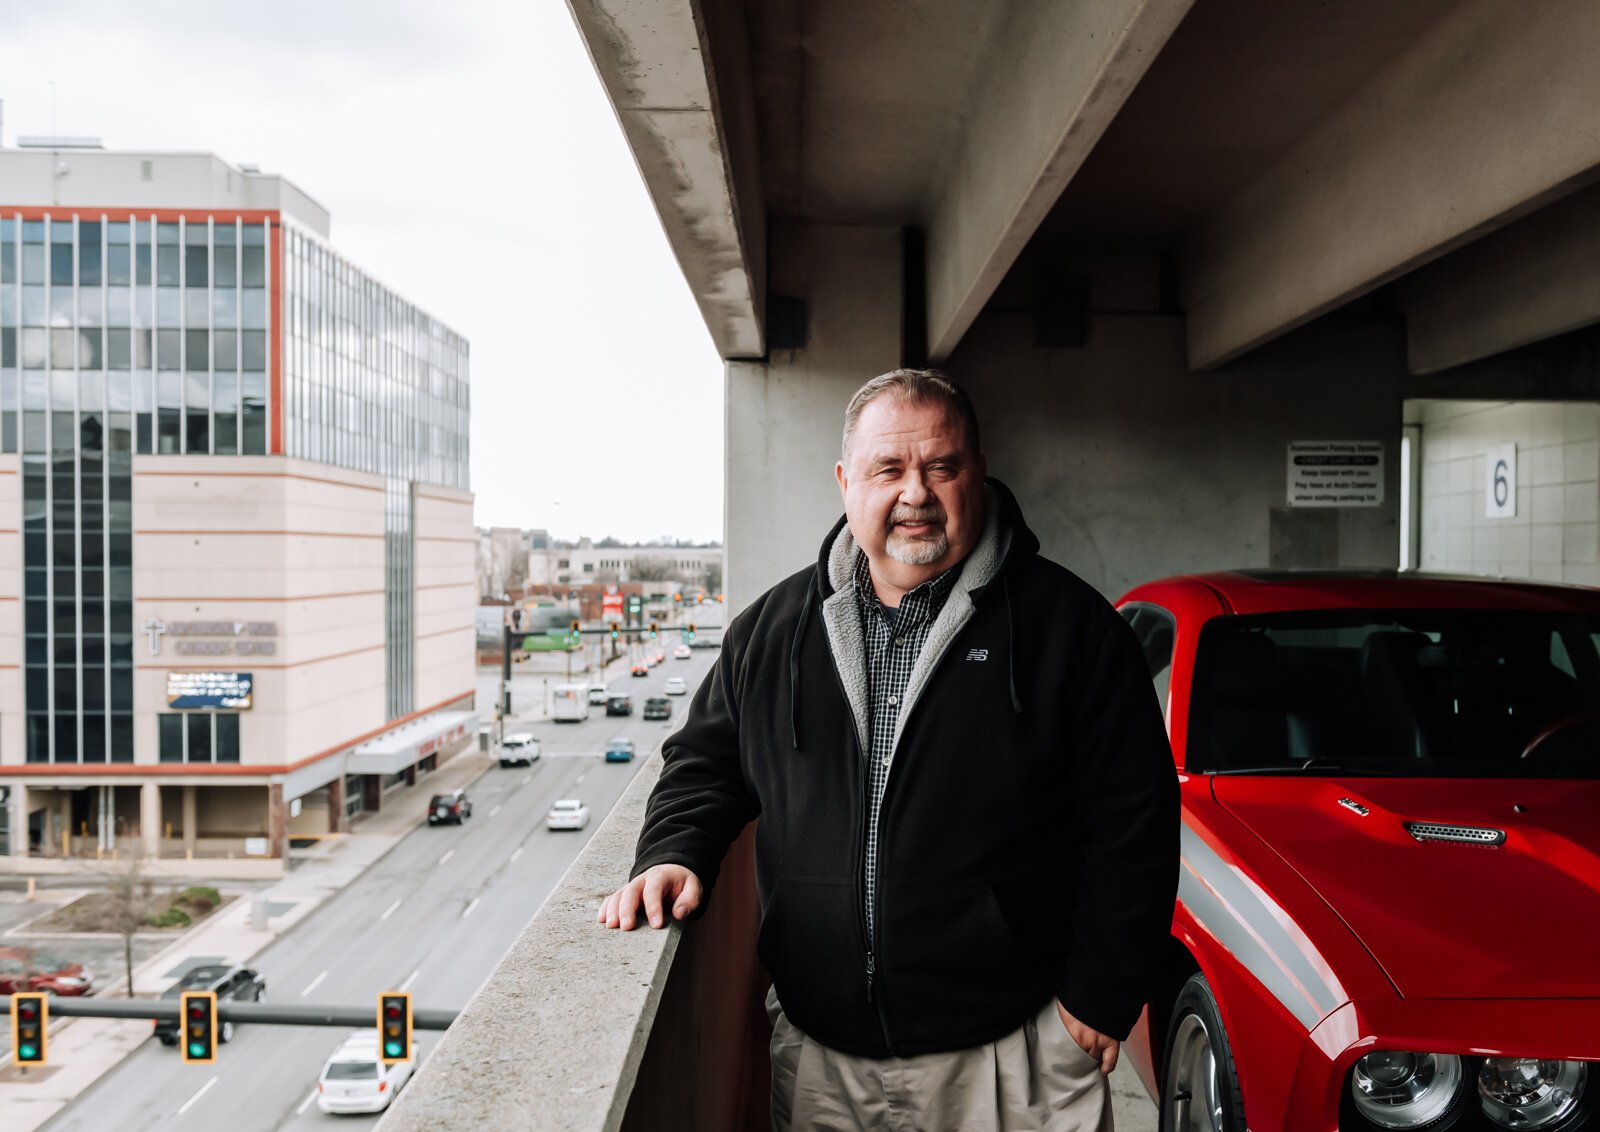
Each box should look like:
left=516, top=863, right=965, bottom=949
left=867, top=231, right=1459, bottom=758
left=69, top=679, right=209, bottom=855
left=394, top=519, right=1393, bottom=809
left=45, top=646, right=717, bottom=1131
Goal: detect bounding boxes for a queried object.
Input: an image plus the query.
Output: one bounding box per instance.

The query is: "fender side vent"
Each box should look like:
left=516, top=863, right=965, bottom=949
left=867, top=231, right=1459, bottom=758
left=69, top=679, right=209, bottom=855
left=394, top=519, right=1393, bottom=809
left=1404, top=822, right=1505, bottom=846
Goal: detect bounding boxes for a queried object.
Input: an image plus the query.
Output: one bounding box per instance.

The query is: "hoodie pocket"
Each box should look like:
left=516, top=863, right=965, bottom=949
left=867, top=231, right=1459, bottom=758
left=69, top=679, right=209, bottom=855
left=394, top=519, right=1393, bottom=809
left=878, top=879, right=1023, bottom=1017
left=757, top=877, right=875, bottom=1042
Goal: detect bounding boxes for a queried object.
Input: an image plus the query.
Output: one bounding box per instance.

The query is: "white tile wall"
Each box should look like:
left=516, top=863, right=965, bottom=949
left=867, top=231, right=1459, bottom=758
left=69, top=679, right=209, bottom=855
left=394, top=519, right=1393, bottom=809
left=1415, top=399, right=1600, bottom=584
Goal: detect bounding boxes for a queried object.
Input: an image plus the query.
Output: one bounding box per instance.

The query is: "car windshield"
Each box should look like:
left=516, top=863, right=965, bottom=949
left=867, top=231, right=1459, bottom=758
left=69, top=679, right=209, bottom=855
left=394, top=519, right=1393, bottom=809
left=324, top=1061, right=380, bottom=1080
left=1191, top=608, right=1600, bottom=777
left=429, top=795, right=456, bottom=805
left=553, top=801, right=580, bottom=811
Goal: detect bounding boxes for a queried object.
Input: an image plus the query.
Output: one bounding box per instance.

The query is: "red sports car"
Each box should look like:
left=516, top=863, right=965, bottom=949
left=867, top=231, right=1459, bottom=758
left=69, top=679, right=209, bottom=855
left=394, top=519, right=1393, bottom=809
left=1115, top=571, right=1599, bottom=1132
left=0, top=946, right=95, bottom=996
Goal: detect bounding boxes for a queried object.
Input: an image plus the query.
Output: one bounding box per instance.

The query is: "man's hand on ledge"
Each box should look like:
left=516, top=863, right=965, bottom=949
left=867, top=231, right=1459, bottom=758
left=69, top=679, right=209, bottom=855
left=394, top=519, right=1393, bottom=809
left=598, top=864, right=703, bottom=930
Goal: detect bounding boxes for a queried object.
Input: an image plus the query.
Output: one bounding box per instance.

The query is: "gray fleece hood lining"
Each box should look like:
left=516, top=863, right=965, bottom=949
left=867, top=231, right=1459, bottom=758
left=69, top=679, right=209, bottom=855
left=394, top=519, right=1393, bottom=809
left=816, top=486, right=1011, bottom=769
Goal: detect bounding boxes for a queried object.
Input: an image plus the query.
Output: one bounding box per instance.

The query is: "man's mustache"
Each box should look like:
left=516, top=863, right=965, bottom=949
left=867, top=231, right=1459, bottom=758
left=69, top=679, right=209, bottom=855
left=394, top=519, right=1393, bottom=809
left=887, top=505, right=946, bottom=528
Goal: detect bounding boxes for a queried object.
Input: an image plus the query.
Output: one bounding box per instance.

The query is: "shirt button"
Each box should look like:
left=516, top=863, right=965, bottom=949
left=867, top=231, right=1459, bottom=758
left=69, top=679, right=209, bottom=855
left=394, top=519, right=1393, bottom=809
left=888, top=694, right=899, bottom=706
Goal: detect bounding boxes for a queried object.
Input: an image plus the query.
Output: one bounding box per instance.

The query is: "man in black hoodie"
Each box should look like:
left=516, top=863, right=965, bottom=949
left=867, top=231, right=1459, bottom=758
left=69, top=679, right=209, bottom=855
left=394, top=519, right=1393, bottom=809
left=600, top=369, right=1178, bottom=1130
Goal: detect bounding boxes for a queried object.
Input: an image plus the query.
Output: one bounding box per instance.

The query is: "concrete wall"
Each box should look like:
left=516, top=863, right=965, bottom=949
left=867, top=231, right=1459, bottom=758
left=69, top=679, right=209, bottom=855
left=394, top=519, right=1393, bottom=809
left=724, top=235, right=1403, bottom=609
left=1413, top=399, right=1600, bottom=583
left=414, top=484, right=477, bottom=713
left=950, top=304, right=1404, bottom=598
left=725, top=223, right=903, bottom=608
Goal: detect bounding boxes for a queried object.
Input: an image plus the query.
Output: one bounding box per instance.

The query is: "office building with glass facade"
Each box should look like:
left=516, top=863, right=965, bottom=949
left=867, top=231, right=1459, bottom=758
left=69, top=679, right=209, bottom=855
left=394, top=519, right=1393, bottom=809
left=0, top=143, right=475, bottom=872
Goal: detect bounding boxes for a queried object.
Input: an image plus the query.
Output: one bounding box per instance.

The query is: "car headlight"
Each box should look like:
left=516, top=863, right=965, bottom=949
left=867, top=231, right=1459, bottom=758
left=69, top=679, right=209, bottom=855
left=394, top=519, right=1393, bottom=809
left=1479, top=1058, right=1586, bottom=1129
left=1351, top=1051, right=1466, bottom=1129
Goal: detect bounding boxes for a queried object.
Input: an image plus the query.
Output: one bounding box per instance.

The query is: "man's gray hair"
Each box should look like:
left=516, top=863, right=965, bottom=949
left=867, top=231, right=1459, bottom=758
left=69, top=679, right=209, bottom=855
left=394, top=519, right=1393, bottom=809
left=841, top=368, right=981, bottom=462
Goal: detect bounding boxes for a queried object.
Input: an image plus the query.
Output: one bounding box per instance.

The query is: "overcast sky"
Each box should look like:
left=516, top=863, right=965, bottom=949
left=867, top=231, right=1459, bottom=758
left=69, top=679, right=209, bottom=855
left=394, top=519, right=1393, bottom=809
left=0, top=0, right=726, bottom=544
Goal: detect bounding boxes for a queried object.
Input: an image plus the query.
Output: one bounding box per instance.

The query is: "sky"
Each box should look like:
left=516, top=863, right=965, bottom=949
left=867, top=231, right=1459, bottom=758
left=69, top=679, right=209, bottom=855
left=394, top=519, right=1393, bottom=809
left=0, top=0, right=726, bottom=544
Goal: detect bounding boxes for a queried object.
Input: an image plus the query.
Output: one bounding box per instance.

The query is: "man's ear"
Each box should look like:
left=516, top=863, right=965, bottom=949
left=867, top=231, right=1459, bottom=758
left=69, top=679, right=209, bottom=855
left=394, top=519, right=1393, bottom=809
left=835, top=460, right=848, bottom=499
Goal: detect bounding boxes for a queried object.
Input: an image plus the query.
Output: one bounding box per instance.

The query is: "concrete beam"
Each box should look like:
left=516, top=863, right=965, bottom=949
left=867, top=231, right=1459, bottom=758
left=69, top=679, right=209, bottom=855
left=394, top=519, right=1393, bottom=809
left=925, top=0, right=1194, bottom=363
left=1182, top=0, right=1600, bottom=370
left=567, top=0, right=767, bottom=358
left=1401, top=181, right=1600, bottom=375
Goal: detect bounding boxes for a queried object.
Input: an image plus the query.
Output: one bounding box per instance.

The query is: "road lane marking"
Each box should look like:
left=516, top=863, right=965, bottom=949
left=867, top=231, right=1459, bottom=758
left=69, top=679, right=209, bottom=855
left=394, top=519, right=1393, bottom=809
left=381, top=899, right=402, bottom=920
left=509, top=847, right=523, bottom=864
left=576, top=773, right=586, bottom=784
left=300, top=970, right=328, bottom=997
left=177, top=1075, right=218, bottom=1116
left=399, top=969, right=420, bottom=993
left=296, top=1089, right=318, bottom=1116
left=462, top=897, right=480, bottom=919
left=489, top=805, right=501, bottom=817
left=437, top=849, right=454, bottom=867
left=522, top=774, right=532, bottom=785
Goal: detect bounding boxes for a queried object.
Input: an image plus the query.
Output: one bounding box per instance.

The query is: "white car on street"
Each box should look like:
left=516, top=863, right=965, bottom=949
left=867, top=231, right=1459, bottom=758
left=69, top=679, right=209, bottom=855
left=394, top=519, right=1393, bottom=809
left=546, top=799, right=592, bottom=831
left=587, top=683, right=610, bottom=705
left=673, top=644, right=691, bottom=659
left=664, top=677, right=688, bottom=696
left=499, top=732, right=540, bottom=768
left=316, top=1030, right=417, bottom=1114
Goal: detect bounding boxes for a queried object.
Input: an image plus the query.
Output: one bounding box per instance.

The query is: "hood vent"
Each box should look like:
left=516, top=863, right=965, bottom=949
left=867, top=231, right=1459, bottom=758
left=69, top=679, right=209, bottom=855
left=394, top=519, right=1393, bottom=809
left=1404, top=821, right=1505, bottom=847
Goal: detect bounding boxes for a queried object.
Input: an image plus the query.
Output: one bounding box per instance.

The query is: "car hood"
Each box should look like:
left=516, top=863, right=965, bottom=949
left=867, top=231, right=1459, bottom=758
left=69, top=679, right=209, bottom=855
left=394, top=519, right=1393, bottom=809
left=1213, top=776, right=1600, bottom=1000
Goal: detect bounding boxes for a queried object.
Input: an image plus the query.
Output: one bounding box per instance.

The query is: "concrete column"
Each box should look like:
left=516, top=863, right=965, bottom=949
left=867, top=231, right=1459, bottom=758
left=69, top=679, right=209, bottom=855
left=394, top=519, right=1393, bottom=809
left=8, top=783, right=26, bottom=857
left=139, top=782, right=160, bottom=859
left=726, top=223, right=905, bottom=607
left=57, top=793, right=72, bottom=856
left=327, top=776, right=346, bottom=834
left=181, top=785, right=197, bottom=857
left=267, top=783, right=287, bottom=860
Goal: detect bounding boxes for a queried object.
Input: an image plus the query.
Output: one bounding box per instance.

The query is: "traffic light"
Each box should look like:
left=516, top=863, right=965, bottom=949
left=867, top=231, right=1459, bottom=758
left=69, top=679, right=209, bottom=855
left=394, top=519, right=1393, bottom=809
left=648, top=622, right=658, bottom=639
left=11, top=991, right=47, bottom=1065
left=379, top=992, right=412, bottom=1064
left=569, top=619, right=581, bottom=643
left=610, top=623, right=620, bottom=641
left=180, top=991, right=218, bottom=1064
left=687, top=623, right=696, bottom=640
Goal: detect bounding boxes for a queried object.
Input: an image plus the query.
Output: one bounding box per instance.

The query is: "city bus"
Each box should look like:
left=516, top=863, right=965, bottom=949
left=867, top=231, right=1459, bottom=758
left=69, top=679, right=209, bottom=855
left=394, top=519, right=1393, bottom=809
left=552, top=683, right=590, bottom=722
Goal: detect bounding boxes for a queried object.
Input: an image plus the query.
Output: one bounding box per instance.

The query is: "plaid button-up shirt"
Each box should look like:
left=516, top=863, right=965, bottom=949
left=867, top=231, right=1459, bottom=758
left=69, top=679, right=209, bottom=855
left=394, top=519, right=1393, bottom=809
left=854, top=550, right=958, bottom=942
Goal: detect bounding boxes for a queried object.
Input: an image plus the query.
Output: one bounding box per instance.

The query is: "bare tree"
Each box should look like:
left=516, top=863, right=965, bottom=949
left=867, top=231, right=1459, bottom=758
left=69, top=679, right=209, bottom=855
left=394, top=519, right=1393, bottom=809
left=99, top=854, right=159, bottom=997
left=627, top=558, right=681, bottom=583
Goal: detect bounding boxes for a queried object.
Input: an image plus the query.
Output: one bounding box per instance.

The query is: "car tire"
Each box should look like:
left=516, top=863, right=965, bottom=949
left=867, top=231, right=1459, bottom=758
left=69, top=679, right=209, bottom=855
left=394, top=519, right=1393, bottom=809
left=219, top=1019, right=235, bottom=1044
left=499, top=760, right=510, bottom=769
left=1160, top=974, right=1246, bottom=1132
left=158, top=1034, right=177, bottom=1047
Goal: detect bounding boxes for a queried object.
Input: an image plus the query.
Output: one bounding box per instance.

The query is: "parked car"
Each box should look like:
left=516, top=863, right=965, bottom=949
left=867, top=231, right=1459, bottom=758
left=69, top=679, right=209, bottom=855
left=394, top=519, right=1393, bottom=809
left=673, top=644, right=691, bottom=660
left=498, top=732, right=540, bottom=768
left=154, top=964, right=265, bottom=1046
left=426, top=789, right=472, bottom=825
left=663, top=677, right=687, bottom=696
left=643, top=696, right=672, bottom=721
left=1115, top=570, right=1600, bottom=1132
left=316, top=1029, right=418, bottom=1115
left=546, top=799, right=591, bottom=831
left=0, top=947, right=93, bottom=996
left=606, top=694, right=632, bottom=717
left=587, top=684, right=611, bottom=705
left=631, top=664, right=649, bottom=677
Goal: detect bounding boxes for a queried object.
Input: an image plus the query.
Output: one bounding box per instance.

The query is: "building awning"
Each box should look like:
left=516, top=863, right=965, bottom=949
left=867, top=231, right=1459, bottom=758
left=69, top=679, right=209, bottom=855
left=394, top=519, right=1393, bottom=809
left=345, top=711, right=478, bottom=776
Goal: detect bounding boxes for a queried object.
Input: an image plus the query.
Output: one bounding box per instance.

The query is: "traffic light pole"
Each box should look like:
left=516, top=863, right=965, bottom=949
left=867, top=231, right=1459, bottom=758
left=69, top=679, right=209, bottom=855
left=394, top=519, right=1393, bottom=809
left=1, top=994, right=457, bottom=1031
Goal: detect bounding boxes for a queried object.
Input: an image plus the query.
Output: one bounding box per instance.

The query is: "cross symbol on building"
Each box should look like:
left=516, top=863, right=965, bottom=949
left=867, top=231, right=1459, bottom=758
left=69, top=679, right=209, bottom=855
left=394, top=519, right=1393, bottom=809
left=143, top=618, right=168, bottom=656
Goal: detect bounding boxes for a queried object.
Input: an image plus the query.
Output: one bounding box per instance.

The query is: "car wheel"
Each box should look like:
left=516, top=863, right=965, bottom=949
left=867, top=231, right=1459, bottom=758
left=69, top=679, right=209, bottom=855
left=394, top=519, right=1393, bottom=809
left=158, top=1034, right=177, bottom=1047
left=1161, top=974, right=1246, bottom=1132
left=220, top=1019, right=235, bottom=1044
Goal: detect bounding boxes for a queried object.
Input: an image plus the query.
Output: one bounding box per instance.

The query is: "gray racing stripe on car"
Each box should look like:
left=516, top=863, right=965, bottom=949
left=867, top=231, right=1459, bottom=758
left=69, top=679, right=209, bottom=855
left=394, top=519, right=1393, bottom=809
left=1180, top=824, right=1342, bottom=1028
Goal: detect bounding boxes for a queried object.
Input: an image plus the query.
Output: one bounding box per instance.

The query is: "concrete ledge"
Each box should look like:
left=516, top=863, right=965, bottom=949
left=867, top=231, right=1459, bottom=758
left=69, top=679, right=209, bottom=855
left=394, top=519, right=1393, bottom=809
left=379, top=752, right=681, bottom=1131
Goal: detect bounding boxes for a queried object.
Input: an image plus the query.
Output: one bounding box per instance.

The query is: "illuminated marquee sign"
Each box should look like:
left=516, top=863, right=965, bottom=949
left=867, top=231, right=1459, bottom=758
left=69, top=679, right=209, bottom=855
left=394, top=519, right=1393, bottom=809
left=166, top=671, right=254, bottom=710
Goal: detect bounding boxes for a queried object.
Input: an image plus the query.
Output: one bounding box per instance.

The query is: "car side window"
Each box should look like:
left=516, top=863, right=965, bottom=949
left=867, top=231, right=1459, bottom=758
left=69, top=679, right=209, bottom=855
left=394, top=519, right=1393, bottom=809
left=1120, top=603, right=1177, bottom=714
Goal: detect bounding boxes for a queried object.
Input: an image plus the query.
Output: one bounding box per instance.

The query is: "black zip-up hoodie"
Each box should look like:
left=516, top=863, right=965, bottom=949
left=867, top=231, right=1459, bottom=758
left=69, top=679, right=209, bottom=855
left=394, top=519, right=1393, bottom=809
left=630, top=478, right=1178, bottom=1057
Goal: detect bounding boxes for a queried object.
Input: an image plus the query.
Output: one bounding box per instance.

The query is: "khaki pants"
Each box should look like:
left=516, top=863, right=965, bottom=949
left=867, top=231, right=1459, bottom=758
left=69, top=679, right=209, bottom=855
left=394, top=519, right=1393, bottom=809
left=767, top=988, right=1113, bottom=1132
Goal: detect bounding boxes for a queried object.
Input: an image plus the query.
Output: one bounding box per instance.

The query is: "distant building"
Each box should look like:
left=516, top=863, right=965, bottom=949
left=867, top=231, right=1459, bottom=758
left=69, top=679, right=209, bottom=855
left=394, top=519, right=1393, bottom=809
left=527, top=540, right=723, bottom=591
left=0, top=142, right=474, bottom=870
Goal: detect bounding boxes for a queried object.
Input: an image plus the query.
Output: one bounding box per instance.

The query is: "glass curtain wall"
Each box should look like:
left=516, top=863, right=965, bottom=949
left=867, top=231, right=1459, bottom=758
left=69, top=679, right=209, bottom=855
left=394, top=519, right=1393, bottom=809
left=282, top=226, right=469, bottom=720
left=1, top=212, right=271, bottom=762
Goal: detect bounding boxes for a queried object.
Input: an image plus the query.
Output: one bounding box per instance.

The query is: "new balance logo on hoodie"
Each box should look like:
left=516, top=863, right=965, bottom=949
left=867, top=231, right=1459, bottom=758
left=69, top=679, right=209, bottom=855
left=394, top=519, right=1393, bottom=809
left=966, top=648, right=989, bottom=662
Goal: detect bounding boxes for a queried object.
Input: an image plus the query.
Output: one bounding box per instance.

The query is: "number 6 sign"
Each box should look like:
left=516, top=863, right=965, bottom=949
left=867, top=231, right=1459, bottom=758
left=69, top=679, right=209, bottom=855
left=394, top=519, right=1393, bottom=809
left=1485, top=443, right=1516, bottom=518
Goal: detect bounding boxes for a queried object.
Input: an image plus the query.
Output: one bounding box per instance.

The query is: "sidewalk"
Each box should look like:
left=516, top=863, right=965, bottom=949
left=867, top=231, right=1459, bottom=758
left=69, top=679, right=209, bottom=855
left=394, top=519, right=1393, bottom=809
left=0, top=747, right=493, bottom=1132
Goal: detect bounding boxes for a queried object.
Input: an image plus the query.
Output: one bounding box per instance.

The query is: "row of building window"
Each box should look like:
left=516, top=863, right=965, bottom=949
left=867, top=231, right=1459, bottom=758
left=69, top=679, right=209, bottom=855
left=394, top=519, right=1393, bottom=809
left=2, top=327, right=269, bottom=369
left=158, top=713, right=242, bottom=764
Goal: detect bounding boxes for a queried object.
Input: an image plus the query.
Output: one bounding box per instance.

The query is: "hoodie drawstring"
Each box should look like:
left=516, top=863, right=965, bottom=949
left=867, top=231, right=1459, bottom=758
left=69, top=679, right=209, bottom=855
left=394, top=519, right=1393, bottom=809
left=791, top=571, right=817, bottom=749
left=1003, top=575, right=1022, bottom=715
